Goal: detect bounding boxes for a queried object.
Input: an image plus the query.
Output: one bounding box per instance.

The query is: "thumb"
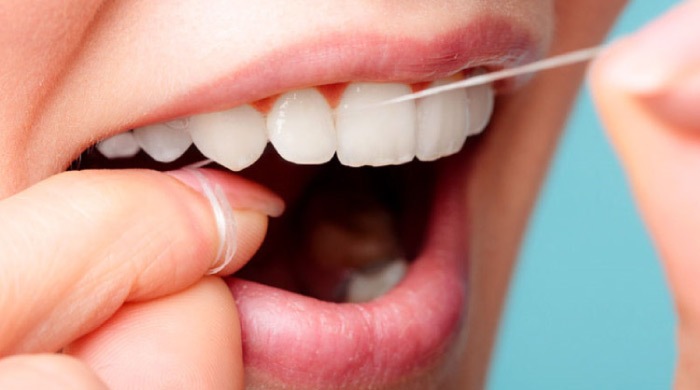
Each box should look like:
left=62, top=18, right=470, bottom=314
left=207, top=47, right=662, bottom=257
left=0, top=168, right=282, bottom=355
left=0, top=354, right=107, bottom=389
left=591, top=1, right=700, bottom=387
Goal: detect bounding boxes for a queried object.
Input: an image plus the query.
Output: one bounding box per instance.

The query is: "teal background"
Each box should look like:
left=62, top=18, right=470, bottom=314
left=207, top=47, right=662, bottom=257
left=489, top=1, right=679, bottom=389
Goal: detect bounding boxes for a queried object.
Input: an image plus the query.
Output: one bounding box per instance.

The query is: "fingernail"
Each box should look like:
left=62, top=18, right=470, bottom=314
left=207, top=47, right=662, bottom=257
left=602, top=1, right=700, bottom=94
left=167, top=169, right=237, bottom=275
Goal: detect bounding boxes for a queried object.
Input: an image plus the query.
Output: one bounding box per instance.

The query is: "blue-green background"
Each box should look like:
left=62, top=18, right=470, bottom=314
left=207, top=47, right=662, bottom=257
left=489, top=1, right=679, bottom=389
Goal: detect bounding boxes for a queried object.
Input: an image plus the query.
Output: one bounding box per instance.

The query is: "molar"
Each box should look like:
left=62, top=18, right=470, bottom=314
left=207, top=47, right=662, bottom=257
left=267, top=88, right=336, bottom=164
left=188, top=105, right=268, bottom=171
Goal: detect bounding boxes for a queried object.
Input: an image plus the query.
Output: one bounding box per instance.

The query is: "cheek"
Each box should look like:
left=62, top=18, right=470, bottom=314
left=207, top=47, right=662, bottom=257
left=0, top=0, right=105, bottom=195
left=0, top=1, right=104, bottom=123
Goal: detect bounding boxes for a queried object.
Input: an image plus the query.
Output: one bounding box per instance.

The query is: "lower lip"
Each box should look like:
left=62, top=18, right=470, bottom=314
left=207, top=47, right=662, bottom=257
left=226, top=154, right=471, bottom=387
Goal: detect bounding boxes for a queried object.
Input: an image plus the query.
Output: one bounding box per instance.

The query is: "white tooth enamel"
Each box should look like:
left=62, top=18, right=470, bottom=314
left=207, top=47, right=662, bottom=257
left=188, top=105, right=268, bottom=171
left=346, top=259, right=408, bottom=303
left=164, top=117, right=191, bottom=130
left=133, top=120, right=193, bottom=163
left=336, top=83, right=416, bottom=167
left=96, top=131, right=141, bottom=159
left=416, top=76, right=470, bottom=162
left=465, top=81, right=495, bottom=136
left=268, top=88, right=335, bottom=164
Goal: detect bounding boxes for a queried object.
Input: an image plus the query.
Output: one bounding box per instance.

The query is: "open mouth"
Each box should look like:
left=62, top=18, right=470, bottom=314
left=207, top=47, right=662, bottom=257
left=65, top=17, right=542, bottom=389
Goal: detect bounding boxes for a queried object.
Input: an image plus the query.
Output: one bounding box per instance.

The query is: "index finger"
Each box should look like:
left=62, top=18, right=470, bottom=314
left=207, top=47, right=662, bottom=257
left=0, top=168, right=282, bottom=355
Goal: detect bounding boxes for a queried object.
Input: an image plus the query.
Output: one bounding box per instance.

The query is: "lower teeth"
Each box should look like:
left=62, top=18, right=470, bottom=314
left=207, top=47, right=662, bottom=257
left=345, top=258, right=408, bottom=303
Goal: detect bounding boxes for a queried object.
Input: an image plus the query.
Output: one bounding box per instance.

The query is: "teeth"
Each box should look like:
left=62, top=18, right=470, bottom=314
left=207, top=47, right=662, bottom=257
left=96, top=131, right=141, bottom=159
left=415, top=76, right=470, bottom=162
left=465, top=79, right=495, bottom=136
left=133, top=120, right=193, bottom=163
left=188, top=105, right=268, bottom=171
left=268, top=88, right=335, bottom=164
left=103, top=76, right=496, bottom=169
left=345, top=259, right=408, bottom=303
left=335, top=83, right=416, bottom=167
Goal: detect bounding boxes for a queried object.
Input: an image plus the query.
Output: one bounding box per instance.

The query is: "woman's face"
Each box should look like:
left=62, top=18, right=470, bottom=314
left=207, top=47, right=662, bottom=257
left=0, top=1, right=626, bottom=388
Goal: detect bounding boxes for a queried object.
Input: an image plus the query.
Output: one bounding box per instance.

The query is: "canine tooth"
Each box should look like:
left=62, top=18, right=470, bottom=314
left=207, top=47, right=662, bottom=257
left=268, top=88, right=335, bottom=164
left=336, top=83, right=416, bottom=167
left=466, top=82, right=495, bottom=136
left=133, top=121, right=193, bottom=163
left=96, top=131, right=141, bottom=159
left=346, top=259, right=408, bottom=303
left=189, top=105, right=268, bottom=171
left=416, top=76, right=470, bottom=161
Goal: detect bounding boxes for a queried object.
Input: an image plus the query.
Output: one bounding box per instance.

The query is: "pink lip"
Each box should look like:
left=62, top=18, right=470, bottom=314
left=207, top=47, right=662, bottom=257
left=226, top=154, right=471, bottom=387
left=152, top=16, right=540, bottom=125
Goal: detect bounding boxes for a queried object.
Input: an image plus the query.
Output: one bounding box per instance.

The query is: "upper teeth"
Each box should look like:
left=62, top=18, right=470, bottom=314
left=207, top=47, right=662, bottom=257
left=267, top=88, right=337, bottom=164
left=188, top=105, right=269, bottom=170
left=97, top=74, right=495, bottom=169
left=132, top=120, right=193, bottom=163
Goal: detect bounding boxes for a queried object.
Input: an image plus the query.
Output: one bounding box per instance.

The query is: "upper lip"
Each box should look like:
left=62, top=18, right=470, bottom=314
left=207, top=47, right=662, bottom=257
left=145, top=15, right=542, bottom=129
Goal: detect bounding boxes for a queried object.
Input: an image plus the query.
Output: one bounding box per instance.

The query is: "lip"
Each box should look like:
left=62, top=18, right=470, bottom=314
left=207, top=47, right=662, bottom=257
left=147, top=16, right=542, bottom=128
left=113, top=13, right=542, bottom=388
left=226, top=152, right=470, bottom=388
left=167, top=15, right=540, bottom=388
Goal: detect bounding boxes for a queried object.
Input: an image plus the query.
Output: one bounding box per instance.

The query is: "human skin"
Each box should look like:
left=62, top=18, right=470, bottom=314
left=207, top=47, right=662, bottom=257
left=4, top=0, right=685, bottom=389
left=592, top=2, right=700, bottom=387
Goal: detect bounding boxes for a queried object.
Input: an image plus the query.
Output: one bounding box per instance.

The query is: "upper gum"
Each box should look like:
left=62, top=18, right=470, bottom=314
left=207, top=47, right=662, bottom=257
left=246, top=71, right=469, bottom=115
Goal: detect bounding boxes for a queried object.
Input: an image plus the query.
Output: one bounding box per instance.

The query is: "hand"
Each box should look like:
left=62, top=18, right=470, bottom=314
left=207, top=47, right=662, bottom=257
left=591, top=1, right=700, bottom=388
left=0, top=169, right=282, bottom=389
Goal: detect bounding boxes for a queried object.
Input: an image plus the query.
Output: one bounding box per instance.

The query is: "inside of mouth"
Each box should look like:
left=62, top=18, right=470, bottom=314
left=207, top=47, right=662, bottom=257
left=71, top=144, right=436, bottom=303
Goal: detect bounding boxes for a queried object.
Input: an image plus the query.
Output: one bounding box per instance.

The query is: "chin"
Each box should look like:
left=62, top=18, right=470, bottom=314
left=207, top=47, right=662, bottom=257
left=15, top=1, right=627, bottom=388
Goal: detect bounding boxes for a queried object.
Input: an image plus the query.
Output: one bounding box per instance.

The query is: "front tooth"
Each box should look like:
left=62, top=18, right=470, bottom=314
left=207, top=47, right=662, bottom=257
left=336, top=83, right=416, bottom=167
left=133, top=120, right=193, bottom=163
left=415, top=76, right=470, bottom=162
left=188, top=105, right=268, bottom=171
left=465, top=81, right=495, bottom=136
left=267, top=88, right=335, bottom=164
left=345, top=259, right=408, bottom=303
left=96, top=131, right=141, bottom=159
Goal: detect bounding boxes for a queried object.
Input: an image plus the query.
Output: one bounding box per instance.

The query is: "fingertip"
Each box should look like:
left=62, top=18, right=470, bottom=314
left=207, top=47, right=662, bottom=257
left=590, top=1, right=700, bottom=132
left=217, top=209, right=268, bottom=276
left=167, top=168, right=285, bottom=218
left=165, top=168, right=277, bottom=276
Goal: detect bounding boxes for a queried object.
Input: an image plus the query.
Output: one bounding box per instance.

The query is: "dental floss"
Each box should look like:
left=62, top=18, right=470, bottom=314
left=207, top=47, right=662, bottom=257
left=378, top=45, right=606, bottom=106
left=187, top=168, right=237, bottom=275
left=185, top=158, right=215, bottom=169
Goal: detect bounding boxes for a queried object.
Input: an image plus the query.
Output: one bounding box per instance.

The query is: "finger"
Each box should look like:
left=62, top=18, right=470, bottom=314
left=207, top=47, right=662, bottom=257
left=65, top=277, right=243, bottom=390
left=590, top=1, right=700, bottom=387
left=0, top=168, right=282, bottom=355
left=0, top=354, right=107, bottom=390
